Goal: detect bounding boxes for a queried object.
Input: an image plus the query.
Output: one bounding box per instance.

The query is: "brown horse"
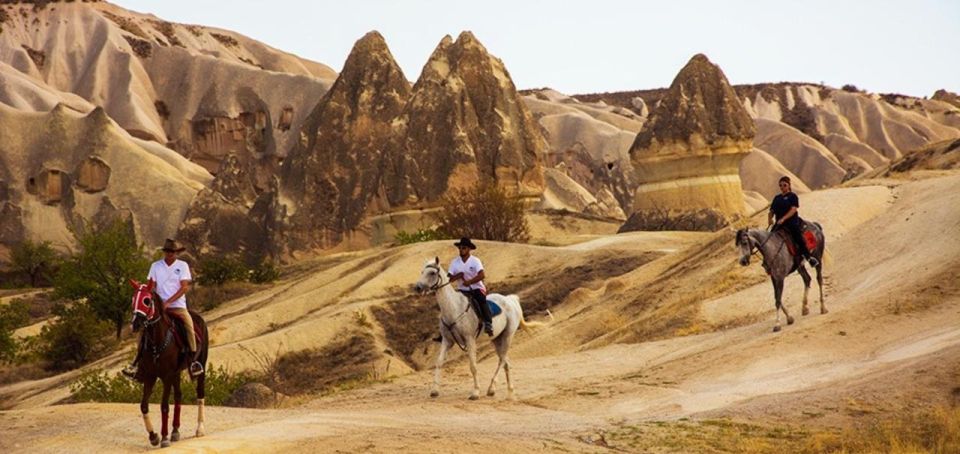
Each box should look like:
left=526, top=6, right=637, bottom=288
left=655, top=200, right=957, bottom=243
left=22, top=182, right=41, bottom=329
left=129, top=279, right=209, bottom=447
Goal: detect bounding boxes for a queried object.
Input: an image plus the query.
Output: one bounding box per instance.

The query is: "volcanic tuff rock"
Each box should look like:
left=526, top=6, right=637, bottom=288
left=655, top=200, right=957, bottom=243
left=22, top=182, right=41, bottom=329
left=624, top=54, right=754, bottom=231
left=280, top=31, right=411, bottom=249
left=0, top=1, right=334, bottom=173
left=383, top=32, right=545, bottom=207
left=0, top=103, right=210, bottom=250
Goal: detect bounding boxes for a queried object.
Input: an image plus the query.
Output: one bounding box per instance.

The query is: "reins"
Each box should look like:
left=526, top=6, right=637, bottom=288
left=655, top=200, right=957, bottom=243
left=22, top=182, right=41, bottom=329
left=426, top=264, right=473, bottom=351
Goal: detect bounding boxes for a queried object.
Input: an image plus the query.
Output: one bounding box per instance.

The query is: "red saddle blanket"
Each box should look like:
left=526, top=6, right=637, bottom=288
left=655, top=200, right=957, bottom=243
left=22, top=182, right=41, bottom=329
left=778, top=227, right=819, bottom=256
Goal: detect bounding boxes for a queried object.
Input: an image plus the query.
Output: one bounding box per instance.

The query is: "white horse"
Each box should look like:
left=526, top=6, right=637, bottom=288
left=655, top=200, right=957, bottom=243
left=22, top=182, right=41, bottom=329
left=414, top=257, right=541, bottom=400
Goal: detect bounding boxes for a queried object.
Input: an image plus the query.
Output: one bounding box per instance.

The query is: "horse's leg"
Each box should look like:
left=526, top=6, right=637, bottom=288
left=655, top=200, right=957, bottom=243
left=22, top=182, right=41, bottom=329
left=817, top=262, right=828, bottom=314
left=499, top=331, right=516, bottom=399
left=160, top=379, right=171, bottom=447
left=430, top=335, right=452, bottom=398
left=141, top=378, right=160, bottom=446
left=797, top=265, right=812, bottom=316
left=486, top=335, right=508, bottom=397
left=772, top=277, right=788, bottom=332
left=171, top=375, right=182, bottom=442
left=196, top=370, right=206, bottom=437
left=467, top=338, right=481, bottom=400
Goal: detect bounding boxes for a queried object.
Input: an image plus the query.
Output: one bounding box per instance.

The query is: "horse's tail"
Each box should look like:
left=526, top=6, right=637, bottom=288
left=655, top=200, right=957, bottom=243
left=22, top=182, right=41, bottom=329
left=513, top=295, right=550, bottom=330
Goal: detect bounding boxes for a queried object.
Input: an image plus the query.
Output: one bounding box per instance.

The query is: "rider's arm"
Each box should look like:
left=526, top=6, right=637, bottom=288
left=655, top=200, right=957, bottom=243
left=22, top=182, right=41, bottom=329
left=463, top=270, right=485, bottom=286
left=778, top=206, right=798, bottom=224
left=163, top=280, right=190, bottom=305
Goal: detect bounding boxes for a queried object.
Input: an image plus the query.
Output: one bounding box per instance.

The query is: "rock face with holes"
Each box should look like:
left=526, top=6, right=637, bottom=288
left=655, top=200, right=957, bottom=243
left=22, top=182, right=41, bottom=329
left=383, top=32, right=545, bottom=207
left=0, top=103, right=210, bottom=251
left=280, top=31, right=411, bottom=250
left=623, top=54, right=754, bottom=232
left=74, top=157, right=111, bottom=193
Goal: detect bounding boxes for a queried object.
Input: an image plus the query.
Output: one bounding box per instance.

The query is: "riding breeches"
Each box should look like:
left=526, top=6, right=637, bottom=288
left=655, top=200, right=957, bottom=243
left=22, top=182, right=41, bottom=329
left=461, top=289, right=492, bottom=325
left=166, top=308, right=197, bottom=352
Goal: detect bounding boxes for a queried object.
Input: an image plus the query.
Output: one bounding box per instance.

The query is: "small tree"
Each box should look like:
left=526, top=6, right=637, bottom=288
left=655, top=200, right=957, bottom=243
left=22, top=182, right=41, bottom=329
left=434, top=183, right=530, bottom=243
left=54, top=219, right=150, bottom=339
left=0, top=300, right=30, bottom=363
left=10, top=240, right=59, bottom=287
left=39, top=302, right=114, bottom=370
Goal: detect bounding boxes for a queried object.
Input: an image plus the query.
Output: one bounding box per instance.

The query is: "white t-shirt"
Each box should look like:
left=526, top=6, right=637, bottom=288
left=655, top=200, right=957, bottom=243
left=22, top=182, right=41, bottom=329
left=448, top=255, right=486, bottom=292
left=147, top=259, right=192, bottom=309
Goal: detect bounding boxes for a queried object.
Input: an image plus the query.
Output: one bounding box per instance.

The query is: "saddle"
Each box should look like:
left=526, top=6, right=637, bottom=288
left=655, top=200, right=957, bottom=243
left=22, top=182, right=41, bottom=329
left=165, top=310, right=204, bottom=355
left=776, top=222, right=819, bottom=257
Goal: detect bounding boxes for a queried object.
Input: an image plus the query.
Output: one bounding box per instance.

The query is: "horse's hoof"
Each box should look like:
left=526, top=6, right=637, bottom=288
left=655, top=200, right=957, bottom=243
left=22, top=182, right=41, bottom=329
left=469, top=393, right=480, bottom=401
left=821, top=308, right=829, bottom=315
left=802, top=308, right=810, bottom=316
left=161, top=437, right=170, bottom=448
left=787, top=316, right=795, bottom=325
left=149, top=432, right=160, bottom=446
left=195, top=429, right=205, bottom=438
left=773, top=325, right=781, bottom=332
left=429, top=390, right=439, bottom=398
left=487, top=389, right=496, bottom=397
left=170, top=430, right=180, bottom=442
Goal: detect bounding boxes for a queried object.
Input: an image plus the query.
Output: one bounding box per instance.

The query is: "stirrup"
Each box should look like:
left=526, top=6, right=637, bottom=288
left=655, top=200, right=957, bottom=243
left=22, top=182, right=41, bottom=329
left=483, top=323, right=494, bottom=336
left=121, top=364, right=138, bottom=379
left=807, top=257, right=820, bottom=267
left=189, top=361, right=204, bottom=377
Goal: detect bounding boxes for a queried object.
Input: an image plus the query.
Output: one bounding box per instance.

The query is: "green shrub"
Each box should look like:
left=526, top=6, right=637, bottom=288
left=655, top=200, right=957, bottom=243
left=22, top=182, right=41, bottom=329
left=54, top=219, right=150, bottom=339
left=248, top=259, right=280, bottom=284
left=195, top=255, right=247, bottom=286
left=0, top=300, right=30, bottom=362
left=39, top=302, right=115, bottom=370
left=71, top=364, right=254, bottom=405
left=10, top=240, right=59, bottom=287
left=434, top=183, right=529, bottom=243
left=394, top=228, right=441, bottom=245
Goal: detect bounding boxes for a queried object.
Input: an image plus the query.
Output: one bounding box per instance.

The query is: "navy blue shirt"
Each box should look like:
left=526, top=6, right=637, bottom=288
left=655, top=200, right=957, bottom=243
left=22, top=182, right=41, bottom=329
left=770, top=192, right=799, bottom=221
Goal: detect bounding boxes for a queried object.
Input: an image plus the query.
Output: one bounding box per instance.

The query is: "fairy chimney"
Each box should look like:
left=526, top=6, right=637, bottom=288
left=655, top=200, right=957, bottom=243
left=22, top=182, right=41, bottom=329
left=622, top=54, right=754, bottom=231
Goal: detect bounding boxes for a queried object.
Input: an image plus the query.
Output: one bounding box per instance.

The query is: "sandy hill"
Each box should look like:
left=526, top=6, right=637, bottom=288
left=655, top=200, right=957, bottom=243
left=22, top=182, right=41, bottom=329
left=1, top=162, right=958, bottom=451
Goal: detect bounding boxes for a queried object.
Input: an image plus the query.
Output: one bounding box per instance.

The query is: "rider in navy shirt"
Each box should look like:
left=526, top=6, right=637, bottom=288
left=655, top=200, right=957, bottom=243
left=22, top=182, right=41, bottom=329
left=768, top=176, right=819, bottom=267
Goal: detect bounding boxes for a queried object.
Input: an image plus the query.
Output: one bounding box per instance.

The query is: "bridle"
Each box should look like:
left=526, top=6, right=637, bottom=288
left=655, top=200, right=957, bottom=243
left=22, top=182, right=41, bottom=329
left=132, top=287, right=174, bottom=362
left=422, top=263, right=472, bottom=350
left=741, top=228, right=785, bottom=273
left=424, top=263, right=453, bottom=292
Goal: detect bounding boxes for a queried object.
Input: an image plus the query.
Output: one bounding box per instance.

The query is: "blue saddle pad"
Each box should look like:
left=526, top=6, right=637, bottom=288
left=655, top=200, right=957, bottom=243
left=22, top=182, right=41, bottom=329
left=487, top=300, right=502, bottom=317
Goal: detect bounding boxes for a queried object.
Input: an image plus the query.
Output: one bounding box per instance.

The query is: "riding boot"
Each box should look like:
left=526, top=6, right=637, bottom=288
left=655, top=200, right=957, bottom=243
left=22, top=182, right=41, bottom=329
left=122, top=334, right=146, bottom=379
left=476, top=295, right=494, bottom=336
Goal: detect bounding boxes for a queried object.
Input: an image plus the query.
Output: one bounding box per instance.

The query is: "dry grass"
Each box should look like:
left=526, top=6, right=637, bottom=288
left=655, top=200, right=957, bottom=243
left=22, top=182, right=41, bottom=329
left=601, top=406, right=960, bottom=453
left=370, top=295, right=436, bottom=370
left=495, top=253, right=660, bottom=316
left=190, top=281, right=264, bottom=312
left=274, top=330, right=380, bottom=396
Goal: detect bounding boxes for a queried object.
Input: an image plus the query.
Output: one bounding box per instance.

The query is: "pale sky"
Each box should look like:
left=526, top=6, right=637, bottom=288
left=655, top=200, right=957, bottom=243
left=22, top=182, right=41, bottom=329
left=114, top=0, right=959, bottom=98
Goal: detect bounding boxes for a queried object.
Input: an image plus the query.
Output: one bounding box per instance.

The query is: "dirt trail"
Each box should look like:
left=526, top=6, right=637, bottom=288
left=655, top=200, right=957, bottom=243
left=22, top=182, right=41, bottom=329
left=2, top=174, right=959, bottom=453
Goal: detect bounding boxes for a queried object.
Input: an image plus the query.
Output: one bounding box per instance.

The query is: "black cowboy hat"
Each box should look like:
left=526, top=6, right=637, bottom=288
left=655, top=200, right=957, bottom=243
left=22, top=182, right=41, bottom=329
left=161, top=238, right=186, bottom=253
left=453, top=237, right=477, bottom=250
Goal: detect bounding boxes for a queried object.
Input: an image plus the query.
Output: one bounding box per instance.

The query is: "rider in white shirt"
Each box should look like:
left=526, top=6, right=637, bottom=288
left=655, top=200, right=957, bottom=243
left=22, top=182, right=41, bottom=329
left=448, top=237, right=493, bottom=336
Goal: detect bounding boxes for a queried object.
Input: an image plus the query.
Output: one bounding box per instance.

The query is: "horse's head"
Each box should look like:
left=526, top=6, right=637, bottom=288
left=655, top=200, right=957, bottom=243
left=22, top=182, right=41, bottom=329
left=129, top=279, right=156, bottom=332
left=414, top=257, right=444, bottom=294
left=735, top=229, right=755, bottom=266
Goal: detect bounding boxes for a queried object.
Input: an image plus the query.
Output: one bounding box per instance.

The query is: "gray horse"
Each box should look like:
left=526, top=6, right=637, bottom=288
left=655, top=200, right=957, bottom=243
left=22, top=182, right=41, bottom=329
left=735, top=222, right=827, bottom=332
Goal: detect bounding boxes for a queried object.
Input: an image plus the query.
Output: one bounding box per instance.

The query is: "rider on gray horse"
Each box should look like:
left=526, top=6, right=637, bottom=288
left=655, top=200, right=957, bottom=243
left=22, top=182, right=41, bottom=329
left=768, top=176, right=819, bottom=268
left=448, top=238, right=494, bottom=336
